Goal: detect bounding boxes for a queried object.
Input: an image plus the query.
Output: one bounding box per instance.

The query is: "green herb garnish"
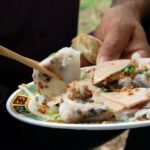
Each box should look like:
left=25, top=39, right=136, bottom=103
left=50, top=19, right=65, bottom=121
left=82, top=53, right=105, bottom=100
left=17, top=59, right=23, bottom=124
left=47, top=109, right=58, bottom=116
left=144, top=68, right=150, bottom=78
left=123, top=65, right=135, bottom=75
left=47, top=108, right=60, bottom=119
left=100, top=86, right=109, bottom=92
left=144, top=72, right=150, bottom=78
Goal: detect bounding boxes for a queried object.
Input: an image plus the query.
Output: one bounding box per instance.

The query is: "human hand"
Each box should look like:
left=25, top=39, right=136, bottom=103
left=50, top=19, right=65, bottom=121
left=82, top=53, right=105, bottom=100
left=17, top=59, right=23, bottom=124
left=94, top=4, right=150, bottom=63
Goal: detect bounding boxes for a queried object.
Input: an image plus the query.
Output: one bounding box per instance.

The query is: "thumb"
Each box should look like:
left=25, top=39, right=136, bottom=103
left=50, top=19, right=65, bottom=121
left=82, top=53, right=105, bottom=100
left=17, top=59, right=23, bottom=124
left=96, top=33, right=127, bottom=64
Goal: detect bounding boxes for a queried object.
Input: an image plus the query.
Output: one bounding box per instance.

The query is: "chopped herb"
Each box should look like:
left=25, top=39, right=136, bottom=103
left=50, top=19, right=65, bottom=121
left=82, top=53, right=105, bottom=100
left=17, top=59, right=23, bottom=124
left=47, top=109, right=58, bottom=116
left=50, top=113, right=60, bottom=119
left=124, top=65, right=135, bottom=75
left=100, top=86, right=109, bottom=92
left=144, top=72, right=150, bottom=78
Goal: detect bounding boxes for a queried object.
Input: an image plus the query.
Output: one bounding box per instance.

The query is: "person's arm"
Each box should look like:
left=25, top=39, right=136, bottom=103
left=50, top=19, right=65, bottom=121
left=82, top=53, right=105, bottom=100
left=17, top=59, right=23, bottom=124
left=112, top=0, right=150, bottom=20
left=94, top=0, right=150, bottom=63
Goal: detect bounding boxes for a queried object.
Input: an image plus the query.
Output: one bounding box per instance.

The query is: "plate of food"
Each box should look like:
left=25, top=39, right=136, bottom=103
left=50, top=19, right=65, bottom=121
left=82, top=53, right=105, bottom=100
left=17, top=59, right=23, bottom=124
left=6, top=34, right=150, bottom=130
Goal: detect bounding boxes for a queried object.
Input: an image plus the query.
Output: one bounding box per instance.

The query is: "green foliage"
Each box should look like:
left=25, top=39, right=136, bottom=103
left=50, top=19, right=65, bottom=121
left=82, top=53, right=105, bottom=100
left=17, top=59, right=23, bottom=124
left=80, top=0, right=99, bottom=10
left=79, top=0, right=112, bottom=33
left=80, top=0, right=112, bottom=10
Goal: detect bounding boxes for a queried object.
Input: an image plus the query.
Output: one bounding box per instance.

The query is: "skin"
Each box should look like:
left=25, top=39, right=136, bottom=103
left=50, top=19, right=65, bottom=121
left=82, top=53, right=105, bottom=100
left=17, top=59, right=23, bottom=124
left=93, top=0, right=150, bottom=64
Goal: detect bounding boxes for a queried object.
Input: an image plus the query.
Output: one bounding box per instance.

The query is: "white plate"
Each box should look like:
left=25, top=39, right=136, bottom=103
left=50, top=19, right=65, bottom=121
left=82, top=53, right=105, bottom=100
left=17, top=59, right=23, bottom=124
left=6, top=82, right=150, bottom=130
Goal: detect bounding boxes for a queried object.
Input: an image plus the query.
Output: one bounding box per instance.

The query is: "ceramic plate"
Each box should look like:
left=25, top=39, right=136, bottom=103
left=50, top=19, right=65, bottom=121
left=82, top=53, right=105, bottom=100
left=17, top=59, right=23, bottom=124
left=6, top=82, right=150, bottom=130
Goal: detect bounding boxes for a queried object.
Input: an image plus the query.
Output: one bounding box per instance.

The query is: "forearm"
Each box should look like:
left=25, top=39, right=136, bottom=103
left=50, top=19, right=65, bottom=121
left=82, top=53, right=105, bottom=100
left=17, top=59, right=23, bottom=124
left=112, top=0, right=150, bottom=21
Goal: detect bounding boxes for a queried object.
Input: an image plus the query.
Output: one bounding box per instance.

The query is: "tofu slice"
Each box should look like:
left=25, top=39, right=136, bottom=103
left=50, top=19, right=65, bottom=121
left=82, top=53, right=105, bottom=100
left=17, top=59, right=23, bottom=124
left=101, top=88, right=150, bottom=108
left=94, top=59, right=130, bottom=84
left=93, top=90, right=125, bottom=112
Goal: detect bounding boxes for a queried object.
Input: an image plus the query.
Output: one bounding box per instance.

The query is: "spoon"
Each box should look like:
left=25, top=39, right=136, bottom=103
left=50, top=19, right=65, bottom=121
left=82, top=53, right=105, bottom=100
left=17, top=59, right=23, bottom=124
left=0, top=45, right=61, bottom=80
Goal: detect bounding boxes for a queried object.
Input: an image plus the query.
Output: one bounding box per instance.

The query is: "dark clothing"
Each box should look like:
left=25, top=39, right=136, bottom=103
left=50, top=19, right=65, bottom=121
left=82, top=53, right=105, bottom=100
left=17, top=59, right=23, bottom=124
left=124, top=127, right=150, bottom=150
left=0, top=1, right=123, bottom=150
left=0, top=0, right=79, bottom=88
left=0, top=0, right=79, bottom=119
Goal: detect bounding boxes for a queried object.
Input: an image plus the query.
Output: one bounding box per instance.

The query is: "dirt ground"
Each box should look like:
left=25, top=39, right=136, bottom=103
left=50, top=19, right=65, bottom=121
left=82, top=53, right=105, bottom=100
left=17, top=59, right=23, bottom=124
left=79, top=1, right=129, bottom=150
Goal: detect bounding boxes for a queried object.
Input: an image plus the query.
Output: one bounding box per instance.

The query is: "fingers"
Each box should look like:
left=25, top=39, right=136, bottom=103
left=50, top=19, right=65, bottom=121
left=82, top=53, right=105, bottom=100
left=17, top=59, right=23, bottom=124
left=122, top=24, right=150, bottom=58
left=137, top=50, right=150, bottom=57
left=94, top=8, right=149, bottom=64
left=123, top=49, right=150, bottom=59
left=96, top=29, right=132, bottom=64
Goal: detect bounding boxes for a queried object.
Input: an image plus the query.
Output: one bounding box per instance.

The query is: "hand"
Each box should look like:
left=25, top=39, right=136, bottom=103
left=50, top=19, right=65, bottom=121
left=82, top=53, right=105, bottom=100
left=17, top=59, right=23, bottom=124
left=80, top=54, right=92, bottom=67
left=94, top=4, right=150, bottom=63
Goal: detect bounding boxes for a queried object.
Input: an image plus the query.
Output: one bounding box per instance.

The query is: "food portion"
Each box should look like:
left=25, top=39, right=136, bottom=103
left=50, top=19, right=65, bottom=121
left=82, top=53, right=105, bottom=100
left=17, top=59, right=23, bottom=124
left=94, top=59, right=130, bottom=84
left=94, top=54, right=150, bottom=93
left=32, top=47, right=80, bottom=100
left=32, top=55, right=150, bottom=123
left=30, top=34, right=150, bottom=123
left=92, top=53, right=150, bottom=121
left=59, top=99, right=113, bottom=123
left=71, top=33, right=102, bottom=64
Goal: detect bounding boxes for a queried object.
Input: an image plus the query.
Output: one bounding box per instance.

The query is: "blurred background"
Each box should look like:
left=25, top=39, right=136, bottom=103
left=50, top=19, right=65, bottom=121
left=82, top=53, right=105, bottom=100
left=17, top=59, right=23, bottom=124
left=79, top=1, right=128, bottom=150
left=79, top=0, right=112, bottom=33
